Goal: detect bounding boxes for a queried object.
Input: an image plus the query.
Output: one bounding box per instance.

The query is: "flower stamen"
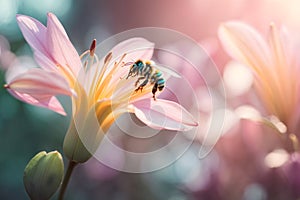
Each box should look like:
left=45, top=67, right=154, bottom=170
left=57, top=64, right=76, bottom=87
left=89, top=39, right=96, bottom=57
left=95, top=53, right=127, bottom=100
left=79, top=50, right=90, bottom=60
left=94, top=52, right=112, bottom=93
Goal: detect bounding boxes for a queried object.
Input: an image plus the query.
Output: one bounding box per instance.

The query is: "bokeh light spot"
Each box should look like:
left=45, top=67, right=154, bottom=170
left=264, top=149, right=289, bottom=168
left=243, top=183, right=267, bottom=200
left=224, top=61, right=253, bottom=97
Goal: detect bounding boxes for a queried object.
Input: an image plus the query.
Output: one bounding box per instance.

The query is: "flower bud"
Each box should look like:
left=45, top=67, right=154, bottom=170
left=23, top=151, right=64, bottom=200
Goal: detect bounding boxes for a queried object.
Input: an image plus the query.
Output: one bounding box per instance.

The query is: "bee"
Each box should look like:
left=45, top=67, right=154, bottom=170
left=123, top=60, right=180, bottom=100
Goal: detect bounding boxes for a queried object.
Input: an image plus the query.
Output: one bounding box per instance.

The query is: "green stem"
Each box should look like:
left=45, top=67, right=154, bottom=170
left=58, top=161, right=77, bottom=200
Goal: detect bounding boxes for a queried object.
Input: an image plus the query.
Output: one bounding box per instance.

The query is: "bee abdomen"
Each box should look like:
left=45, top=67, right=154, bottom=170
left=158, top=85, right=164, bottom=91
left=154, top=71, right=162, bottom=77
left=157, top=78, right=165, bottom=85
left=156, top=78, right=165, bottom=91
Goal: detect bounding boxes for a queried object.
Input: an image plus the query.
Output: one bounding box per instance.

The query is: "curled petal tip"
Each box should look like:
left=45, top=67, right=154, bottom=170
left=16, top=14, right=22, bottom=19
left=182, top=118, right=199, bottom=128
left=47, top=12, right=54, bottom=17
left=16, top=14, right=25, bottom=20
left=46, top=13, right=55, bottom=20
left=192, top=120, right=199, bottom=127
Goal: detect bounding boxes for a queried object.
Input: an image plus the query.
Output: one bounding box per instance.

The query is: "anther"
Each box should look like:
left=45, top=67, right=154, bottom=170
left=89, top=39, right=96, bottom=56
left=4, top=84, right=9, bottom=89
left=104, top=52, right=112, bottom=64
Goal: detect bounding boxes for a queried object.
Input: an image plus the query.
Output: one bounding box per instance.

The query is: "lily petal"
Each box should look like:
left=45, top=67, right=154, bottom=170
left=130, top=98, right=198, bottom=131
left=7, top=68, right=73, bottom=96
left=34, top=51, right=60, bottom=72
left=218, top=21, right=271, bottom=75
left=16, top=14, right=77, bottom=74
left=16, top=15, right=48, bottom=57
left=110, top=37, right=154, bottom=62
left=46, top=13, right=81, bottom=76
left=7, top=90, right=66, bottom=115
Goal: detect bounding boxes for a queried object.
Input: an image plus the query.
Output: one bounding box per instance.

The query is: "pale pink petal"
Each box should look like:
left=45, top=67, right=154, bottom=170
left=109, top=37, right=154, bottom=62
left=7, top=90, right=66, bottom=115
left=46, top=13, right=81, bottom=76
left=16, top=15, right=49, bottom=57
left=46, top=13, right=68, bottom=38
left=34, top=51, right=59, bottom=72
left=218, top=21, right=271, bottom=73
left=7, top=68, right=73, bottom=96
left=130, top=98, right=198, bottom=131
left=78, top=61, right=96, bottom=93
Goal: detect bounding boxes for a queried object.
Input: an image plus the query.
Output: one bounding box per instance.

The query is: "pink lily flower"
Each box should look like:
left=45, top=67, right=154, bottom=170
left=6, top=13, right=198, bottom=162
left=219, top=21, right=300, bottom=151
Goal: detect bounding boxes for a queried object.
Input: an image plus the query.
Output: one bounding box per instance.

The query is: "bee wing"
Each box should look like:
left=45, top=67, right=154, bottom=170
left=152, top=63, right=181, bottom=78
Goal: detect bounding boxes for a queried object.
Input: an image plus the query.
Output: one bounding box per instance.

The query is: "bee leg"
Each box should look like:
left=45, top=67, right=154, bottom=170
left=153, top=95, right=157, bottom=101
left=135, top=86, right=143, bottom=92
left=135, top=76, right=145, bottom=87
left=152, top=83, right=158, bottom=100
left=135, top=79, right=148, bottom=93
left=125, top=72, right=132, bottom=79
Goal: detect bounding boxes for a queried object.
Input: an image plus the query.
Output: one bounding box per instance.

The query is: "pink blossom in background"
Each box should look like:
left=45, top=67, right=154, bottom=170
left=197, top=20, right=300, bottom=200
left=0, top=35, right=17, bottom=71
left=219, top=21, right=300, bottom=145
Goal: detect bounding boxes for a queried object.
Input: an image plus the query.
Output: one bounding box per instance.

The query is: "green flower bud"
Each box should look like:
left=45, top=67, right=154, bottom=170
left=23, top=151, right=64, bottom=200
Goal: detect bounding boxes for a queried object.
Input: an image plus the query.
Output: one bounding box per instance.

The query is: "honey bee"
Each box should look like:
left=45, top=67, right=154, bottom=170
left=124, top=60, right=180, bottom=100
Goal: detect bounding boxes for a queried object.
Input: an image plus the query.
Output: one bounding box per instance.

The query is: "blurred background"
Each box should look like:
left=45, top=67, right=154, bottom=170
left=1, top=0, right=300, bottom=199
